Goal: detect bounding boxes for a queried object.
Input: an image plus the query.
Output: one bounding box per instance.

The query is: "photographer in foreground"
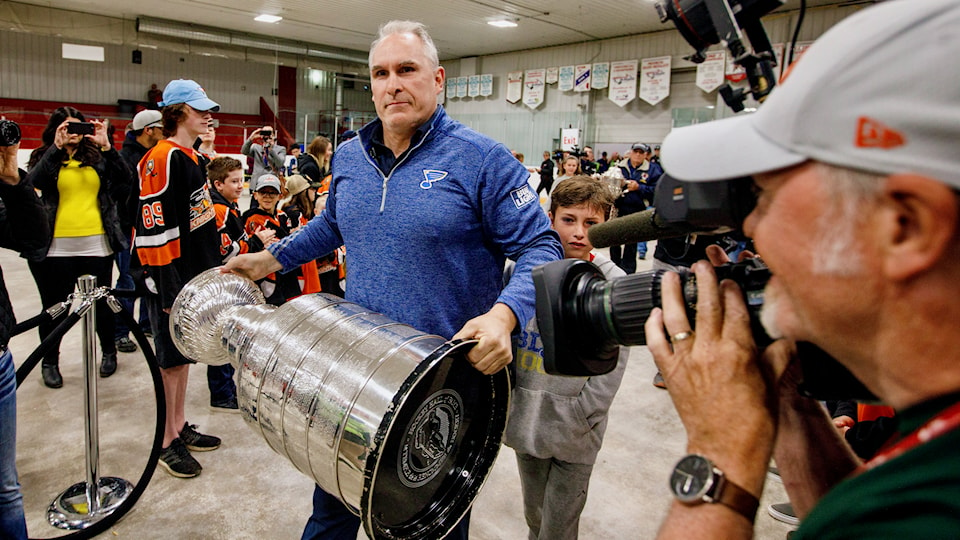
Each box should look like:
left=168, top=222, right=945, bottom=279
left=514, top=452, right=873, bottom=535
left=645, top=1, right=960, bottom=538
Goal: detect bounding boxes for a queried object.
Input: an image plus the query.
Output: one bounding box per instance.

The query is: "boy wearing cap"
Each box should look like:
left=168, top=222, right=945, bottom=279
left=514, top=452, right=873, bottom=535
left=242, top=174, right=320, bottom=304
left=134, top=79, right=224, bottom=478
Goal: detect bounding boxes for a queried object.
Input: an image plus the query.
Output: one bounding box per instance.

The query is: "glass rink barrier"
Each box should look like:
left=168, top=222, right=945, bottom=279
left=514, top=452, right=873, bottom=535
left=169, top=269, right=510, bottom=539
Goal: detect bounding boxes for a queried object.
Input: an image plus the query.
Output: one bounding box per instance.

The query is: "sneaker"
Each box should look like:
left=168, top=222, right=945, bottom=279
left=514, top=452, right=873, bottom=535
left=180, top=422, right=221, bottom=452
left=115, top=336, right=138, bottom=353
left=768, top=465, right=782, bottom=482
left=768, top=502, right=800, bottom=526
left=99, top=353, right=117, bottom=378
left=158, top=438, right=202, bottom=478
left=210, top=397, right=240, bottom=414
left=653, top=372, right=667, bottom=389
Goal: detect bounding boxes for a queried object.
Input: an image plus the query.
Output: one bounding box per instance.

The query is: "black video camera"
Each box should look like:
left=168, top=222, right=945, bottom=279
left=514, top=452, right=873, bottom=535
left=533, top=174, right=877, bottom=401
left=655, top=0, right=782, bottom=112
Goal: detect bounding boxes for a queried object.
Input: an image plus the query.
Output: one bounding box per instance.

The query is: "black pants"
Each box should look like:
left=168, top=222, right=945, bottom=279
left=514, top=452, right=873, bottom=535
left=28, top=255, right=117, bottom=366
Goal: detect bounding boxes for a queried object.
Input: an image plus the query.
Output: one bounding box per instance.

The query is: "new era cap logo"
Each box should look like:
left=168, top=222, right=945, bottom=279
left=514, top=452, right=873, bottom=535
left=855, top=117, right=905, bottom=149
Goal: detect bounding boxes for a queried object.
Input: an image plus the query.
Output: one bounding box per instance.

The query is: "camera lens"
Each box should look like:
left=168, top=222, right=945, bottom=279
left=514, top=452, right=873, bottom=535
left=0, top=120, right=21, bottom=147
left=533, top=258, right=772, bottom=376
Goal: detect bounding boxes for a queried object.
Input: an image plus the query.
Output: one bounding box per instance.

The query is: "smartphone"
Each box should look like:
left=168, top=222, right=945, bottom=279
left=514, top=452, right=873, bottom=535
left=67, top=122, right=95, bottom=136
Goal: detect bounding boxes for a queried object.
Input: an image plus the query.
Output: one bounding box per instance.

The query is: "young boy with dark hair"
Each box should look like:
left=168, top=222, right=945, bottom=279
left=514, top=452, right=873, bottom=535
left=503, top=175, right=630, bottom=540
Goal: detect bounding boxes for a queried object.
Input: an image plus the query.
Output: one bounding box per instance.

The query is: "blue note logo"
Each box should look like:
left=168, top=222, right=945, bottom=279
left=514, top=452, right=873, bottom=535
left=421, top=170, right=448, bottom=189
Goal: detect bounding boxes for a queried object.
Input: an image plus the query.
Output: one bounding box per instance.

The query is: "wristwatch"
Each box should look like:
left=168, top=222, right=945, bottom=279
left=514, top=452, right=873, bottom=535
left=669, top=454, right=759, bottom=521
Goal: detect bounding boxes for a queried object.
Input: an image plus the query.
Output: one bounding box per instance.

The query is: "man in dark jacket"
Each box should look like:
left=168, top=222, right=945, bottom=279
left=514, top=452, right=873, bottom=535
left=611, top=142, right=662, bottom=273
left=1, top=137, right=51, bottom=539
left=114, top=110, right=164, bottom=352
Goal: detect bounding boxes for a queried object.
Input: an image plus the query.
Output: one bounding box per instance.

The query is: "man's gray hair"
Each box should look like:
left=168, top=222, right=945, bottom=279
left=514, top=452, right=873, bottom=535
left=368, top=20, right=440, bottom=70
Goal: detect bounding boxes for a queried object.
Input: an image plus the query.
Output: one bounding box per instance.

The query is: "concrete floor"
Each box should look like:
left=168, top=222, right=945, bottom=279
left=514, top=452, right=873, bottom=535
left=3, top=232, right=796, bottom=539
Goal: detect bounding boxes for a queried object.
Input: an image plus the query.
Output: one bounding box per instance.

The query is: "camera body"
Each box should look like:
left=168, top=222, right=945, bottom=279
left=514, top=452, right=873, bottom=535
left=0, top=120, right=21, bottom=147
left=66, top=122, right=95, bottom=136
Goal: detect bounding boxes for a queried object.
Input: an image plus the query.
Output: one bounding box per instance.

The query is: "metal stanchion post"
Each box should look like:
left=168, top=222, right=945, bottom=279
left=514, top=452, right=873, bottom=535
left=47, top=275, right=133, bottom=530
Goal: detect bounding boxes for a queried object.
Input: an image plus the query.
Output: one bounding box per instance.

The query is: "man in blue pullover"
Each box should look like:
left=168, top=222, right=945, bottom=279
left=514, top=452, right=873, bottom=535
left=223, top=19, right=562, bottom=540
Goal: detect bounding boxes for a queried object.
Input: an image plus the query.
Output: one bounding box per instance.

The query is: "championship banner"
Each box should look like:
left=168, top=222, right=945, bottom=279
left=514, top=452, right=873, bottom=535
left=523, top=69, right=545, bottom=109
left=468, top=75, right=480, bottom=98
left=480, top=74, right=493, bottom=97
left=696, top=51, right=725, bottom=93
left=574, top=64, right=591, bottom=92
left=506, top=71, right=523, bottom=103
left=546, top=66, right=559, bottom=84
left=592, top=62, right=610, bottom=89
left=608, top=60, right=638, bottom=107
left=558, top=66, right=575, bottom=91
left=457, top=77, right=468, bottom=98
left=446, top=78, right=457, bottom=100
left=639, top=56, right=671, bottom=106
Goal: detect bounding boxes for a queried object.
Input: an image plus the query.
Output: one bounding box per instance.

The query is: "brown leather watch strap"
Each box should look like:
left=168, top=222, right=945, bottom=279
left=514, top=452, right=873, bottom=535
left=713, top=475, right=760, bottom=521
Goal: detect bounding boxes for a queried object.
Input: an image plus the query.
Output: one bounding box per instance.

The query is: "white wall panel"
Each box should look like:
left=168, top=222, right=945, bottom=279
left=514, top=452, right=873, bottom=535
left=1, top=29, right=276, bottom=114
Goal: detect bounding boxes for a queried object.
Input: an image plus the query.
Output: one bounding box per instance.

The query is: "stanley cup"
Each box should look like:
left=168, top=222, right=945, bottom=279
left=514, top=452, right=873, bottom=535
left=169, top=268, right=510, bottom=539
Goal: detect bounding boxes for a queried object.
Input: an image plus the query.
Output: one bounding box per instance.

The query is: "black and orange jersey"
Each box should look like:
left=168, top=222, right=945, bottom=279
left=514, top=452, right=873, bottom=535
left=242, top=208, right=319, bottom=304
left=134, top=139, right=220, bottom=309
left=210, top=188, right=263, bottom=262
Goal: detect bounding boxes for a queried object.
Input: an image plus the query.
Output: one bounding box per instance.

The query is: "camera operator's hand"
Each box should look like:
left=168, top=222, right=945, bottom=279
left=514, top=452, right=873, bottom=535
left=644, top=261, right=775, bottom=503
left=0, top=143, right=20, bottom=186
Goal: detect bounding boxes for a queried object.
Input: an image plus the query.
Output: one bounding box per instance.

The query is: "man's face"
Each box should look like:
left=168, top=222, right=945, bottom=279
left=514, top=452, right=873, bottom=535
left=216, top=169, right=245, bottom=203
left=146, top=126, right=164, bottom=146
left=585, top=147, right=594, bottom=160
left=629, top=148, right=645, bottom=167
left=370, top=32, right=443, bottom=138
left=549, top=204, right=604, bottom=261
left=744, top=163, right=874, bottom=344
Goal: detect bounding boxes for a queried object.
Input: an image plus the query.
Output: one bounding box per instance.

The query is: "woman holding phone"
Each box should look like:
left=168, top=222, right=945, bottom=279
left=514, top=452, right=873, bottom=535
left=25, top=106, right=133, bottom=388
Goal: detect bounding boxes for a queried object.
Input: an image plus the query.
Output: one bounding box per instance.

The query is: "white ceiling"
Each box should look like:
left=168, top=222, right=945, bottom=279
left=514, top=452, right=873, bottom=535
left=16, top=0, right=856, bottom=61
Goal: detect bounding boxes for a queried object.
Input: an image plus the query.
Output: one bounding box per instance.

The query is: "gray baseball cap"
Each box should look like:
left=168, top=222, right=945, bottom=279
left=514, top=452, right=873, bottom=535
left=661, top=0, right=960, bottom=188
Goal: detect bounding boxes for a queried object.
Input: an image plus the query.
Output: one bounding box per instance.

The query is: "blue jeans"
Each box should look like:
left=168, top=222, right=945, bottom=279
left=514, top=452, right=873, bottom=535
left=302, top=485, right=470, bottom=540
left=113, top=248, right=150, bottom=340
left=206, top=364, right=236, bottom=406
left=0, top=349, right=28, bottom=540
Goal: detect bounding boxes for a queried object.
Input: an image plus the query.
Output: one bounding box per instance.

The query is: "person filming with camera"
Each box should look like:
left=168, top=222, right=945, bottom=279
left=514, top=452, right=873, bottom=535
left=645, top=1, right=960, bottom=538
left=242, top=125, right=285, bottom=202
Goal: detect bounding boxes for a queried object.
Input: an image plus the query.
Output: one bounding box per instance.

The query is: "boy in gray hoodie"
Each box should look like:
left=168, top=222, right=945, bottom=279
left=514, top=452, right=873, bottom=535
left=504, top=175, right=630, bottom=540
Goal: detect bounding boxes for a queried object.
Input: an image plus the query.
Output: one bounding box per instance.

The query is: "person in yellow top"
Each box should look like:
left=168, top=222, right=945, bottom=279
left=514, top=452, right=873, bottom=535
left=25, top=106, right=134, bottom=388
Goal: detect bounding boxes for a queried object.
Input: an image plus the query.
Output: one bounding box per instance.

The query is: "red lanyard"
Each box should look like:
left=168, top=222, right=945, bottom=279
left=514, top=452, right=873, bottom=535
left=862, top=400, right=960, bottom=471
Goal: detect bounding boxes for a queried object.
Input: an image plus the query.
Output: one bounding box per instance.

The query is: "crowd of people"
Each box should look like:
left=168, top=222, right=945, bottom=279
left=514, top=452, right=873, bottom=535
left=4, top=2, right=959, bottom=539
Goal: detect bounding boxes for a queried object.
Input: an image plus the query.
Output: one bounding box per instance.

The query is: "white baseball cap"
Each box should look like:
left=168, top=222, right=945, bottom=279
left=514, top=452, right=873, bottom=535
left=661, top=0, right=960, bottom=188
left=255, top=174, right=282, bottom=193
left=131, top=110, right=163, bottom=131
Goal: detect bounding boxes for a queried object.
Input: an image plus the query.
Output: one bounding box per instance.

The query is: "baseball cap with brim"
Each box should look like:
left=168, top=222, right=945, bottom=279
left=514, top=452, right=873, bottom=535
left=631, top=142, right=650, bottom=153
left=158, top=79, right=221, bottom=112
left=661, top=0, right=960, bottom=189
left=255, top=175, right=282, bottom=193
left=132, top=110, right=163, bottom=131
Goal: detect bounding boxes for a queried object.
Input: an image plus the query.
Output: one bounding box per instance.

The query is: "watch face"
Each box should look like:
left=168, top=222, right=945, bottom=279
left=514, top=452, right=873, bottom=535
left=670, top=455, right=715, bottom=503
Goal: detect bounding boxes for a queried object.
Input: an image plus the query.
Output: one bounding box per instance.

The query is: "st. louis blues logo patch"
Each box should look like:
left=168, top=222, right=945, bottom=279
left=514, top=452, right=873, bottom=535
left=510, top=186, right=537, bottom=209
left=420, top=170, right=448, bottom=189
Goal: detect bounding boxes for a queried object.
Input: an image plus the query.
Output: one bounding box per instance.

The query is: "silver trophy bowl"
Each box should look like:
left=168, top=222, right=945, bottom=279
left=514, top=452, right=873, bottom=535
left=170, top=268, right=510, bottom=539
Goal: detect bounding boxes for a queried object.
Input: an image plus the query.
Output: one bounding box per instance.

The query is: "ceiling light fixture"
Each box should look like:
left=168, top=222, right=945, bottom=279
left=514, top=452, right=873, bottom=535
left=487, top=20, right=518, bottom=28
left=255, top=14, right=283, bottom=23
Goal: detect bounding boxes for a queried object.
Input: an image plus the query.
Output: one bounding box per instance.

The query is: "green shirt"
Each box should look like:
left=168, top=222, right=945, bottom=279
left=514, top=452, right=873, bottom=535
left=796, top=392, right=960, bottom=539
